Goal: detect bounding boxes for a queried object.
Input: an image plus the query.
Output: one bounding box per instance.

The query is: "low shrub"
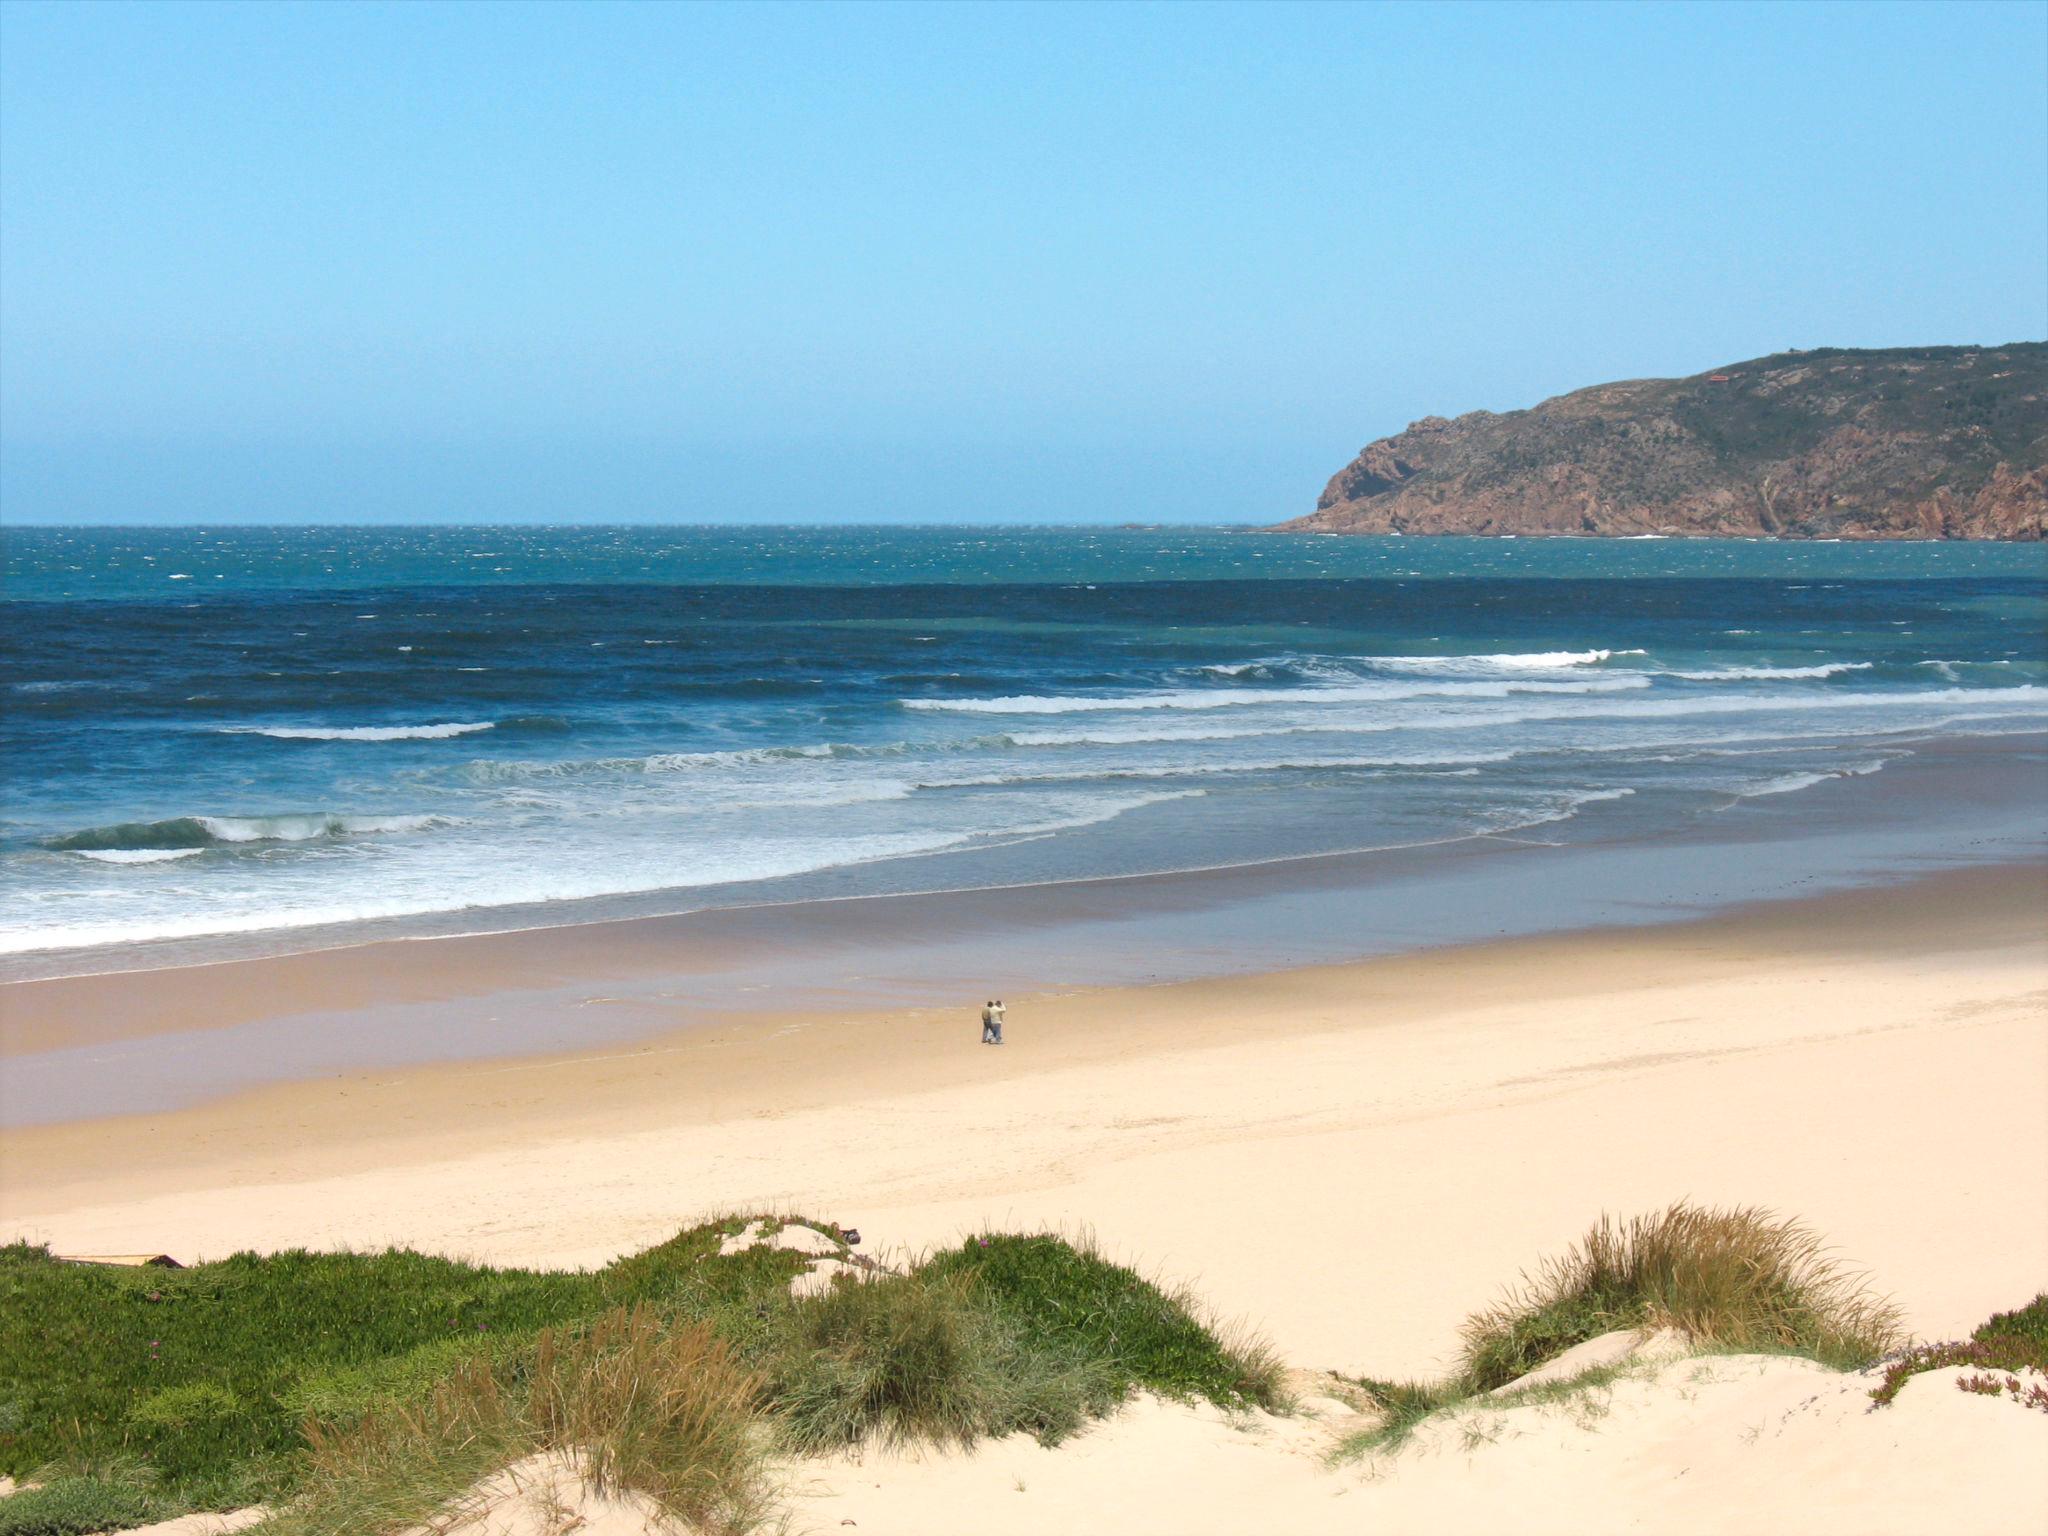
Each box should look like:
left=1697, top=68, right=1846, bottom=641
left=0, top=1463, right=165, bottom=1536
left=1974, top=1294, right=2048, bottom=1348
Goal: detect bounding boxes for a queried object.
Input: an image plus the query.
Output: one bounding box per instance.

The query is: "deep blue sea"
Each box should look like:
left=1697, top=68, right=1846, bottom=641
left=5, top=526, right=2045, bottom=964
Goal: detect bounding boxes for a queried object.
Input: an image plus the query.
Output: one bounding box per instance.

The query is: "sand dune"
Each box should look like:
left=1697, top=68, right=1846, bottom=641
left=772, top=1356, right=2045, bottom=1536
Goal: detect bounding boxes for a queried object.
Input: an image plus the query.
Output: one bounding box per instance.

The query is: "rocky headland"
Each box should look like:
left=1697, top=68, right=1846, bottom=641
left=1283, top=343, right=2045, bottom=539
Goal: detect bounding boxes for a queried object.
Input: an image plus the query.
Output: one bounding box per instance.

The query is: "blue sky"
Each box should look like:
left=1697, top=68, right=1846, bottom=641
left=2, top=0, right=2043, bottom=525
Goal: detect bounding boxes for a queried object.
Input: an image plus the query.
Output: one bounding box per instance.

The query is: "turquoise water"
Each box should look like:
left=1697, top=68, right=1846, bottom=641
left=4, top=527, right=2044, bottom=962
left=8, top=524, right=2044, bottom=599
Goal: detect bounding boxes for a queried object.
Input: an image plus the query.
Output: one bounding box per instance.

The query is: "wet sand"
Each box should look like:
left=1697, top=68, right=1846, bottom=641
left=5, top=733, right=2045, bottom=1127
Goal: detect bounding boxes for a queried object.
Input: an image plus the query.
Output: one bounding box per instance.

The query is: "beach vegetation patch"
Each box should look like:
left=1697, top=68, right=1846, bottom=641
left=0, top=1221, right=1276, bottom=1532
left=1974, top=1293, right=2048, bottom=1349
left=1458, top=1203, right=1902, bottom=1391
left=1329, top=1376, right=1469, bottom=1459
left=0, top=1460, right=166, bottom=1536
left=764, top=1266, right=1112, bottom=1452
left=0, top=1226, right=799, bottom=1522
left=923, top=1232, right=1287, bottom=1410
left=1868, top=1295, right=2048, bottom=1409
left=271, top=1307, right=769, bottom=1536
left=1330, top=1204, right=1902, bottom=1466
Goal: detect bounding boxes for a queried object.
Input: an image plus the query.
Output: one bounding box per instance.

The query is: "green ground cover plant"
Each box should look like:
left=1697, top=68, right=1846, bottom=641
left=0, top=1462, right=168, bottom=1536
left=0, top=1219, right=1282, bottom=1533
left=1868, top=1293, right=2048, bottom=1409
left=0, top=1226, right=804, bottom=1512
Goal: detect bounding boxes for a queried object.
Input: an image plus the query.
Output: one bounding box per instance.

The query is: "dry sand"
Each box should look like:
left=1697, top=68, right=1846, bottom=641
left=4, top=864, right=2045, bottom=1532
left=775, top=1357, right=2047, bottom=1536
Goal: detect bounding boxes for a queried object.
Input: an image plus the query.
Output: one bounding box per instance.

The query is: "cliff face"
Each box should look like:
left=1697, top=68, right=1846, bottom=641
left=1282, top=344, right=2046, bottom=540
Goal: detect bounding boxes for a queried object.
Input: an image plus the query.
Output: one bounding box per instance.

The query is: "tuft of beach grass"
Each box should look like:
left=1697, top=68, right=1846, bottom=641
left=1335, top=1202, right=1906, bottom=1465
left=1457, top=1202, right=1903, bottom=1391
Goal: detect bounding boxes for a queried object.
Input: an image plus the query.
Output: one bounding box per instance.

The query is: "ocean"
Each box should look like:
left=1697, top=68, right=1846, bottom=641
left=5, top=526, right=2045, bottom=975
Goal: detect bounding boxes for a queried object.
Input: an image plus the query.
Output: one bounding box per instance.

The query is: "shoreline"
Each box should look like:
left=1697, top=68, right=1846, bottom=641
left=8, top=724, right=2043, bottom=990
left=5, top=730, right=2044, bottom=1127
left=4, top=860, right=2043, bottom=1380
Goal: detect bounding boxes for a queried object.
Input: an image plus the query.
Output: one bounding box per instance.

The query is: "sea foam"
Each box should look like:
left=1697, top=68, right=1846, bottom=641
left=218, top=722, right=497, bottom=742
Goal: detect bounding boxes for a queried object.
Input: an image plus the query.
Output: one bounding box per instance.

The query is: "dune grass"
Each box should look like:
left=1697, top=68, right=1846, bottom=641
left=765, top=1266, right=1113, bottom=1452
left=1, top=1219, right=1281, bottom=1533
left=1337, top=1203, right=1903, bottom=1464
left=924, top=1232, right=1287, bottom=1412
left=272, top=1308, right=770, bottom=1536
left=1458, top=1203, right=1902, bottom=1391
left=764, top=1232, right=1285, bottom=1455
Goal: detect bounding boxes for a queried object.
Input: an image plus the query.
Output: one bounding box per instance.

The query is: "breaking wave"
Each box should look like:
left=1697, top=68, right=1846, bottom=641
left=1369, top=649, right=1634, bottom=672
left=1664, top=663, right=1872, bottom=681
left=47, top=812, right=450, bottom=853
left=904, top=676, right=1651, bottom=715
left=69, top=848, right=209, bottom=865
left=218, top=722, right=498, bottom=742
left=1737, top=759, right=1893, bottom=798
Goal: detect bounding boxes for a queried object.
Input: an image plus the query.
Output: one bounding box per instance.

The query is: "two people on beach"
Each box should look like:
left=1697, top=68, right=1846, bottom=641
left=980, top=999, right=1006, bottom=1045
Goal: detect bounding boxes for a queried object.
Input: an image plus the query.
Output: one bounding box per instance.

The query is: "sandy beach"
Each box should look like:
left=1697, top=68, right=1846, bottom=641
left=4, top=862, right=2042, bottom=1356
left=4, top=857, right=2046, bottom=1531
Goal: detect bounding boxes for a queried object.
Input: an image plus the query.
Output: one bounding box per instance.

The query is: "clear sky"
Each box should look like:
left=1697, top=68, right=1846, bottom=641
left=2, top=0, right=2044, bottom=525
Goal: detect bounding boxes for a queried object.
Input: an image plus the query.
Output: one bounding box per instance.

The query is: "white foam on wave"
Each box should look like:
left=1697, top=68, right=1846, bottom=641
left=968, top=683, right=2048, bottom=757
left=1571, top=683, right=2047, bottom=719
left=455, top=742, right=855, bottom=783
left=220, top=722, right=497, bottom=742
left=915, top=749, right=1522, bottom=792
left=0, top=825, right=981, bottom=956
left=1738, top=759, right=1892, bottom=799
left=70, top=848, right=208, bottom=865
left=1497, top=786, right=1638, bottom=839
left=997, top=788, right=1208, bottom=838
left=1006, top=722, right=1304, bottom=748
left=193, top=812, right=447, bottom=843
left=1371, top=649, right=1632, bottom=672
left=904, top=676, right=1651, bottom=715
left=1665, top=662, right=1871, bottom=681
left=723, top=779, right=918, bottom=810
